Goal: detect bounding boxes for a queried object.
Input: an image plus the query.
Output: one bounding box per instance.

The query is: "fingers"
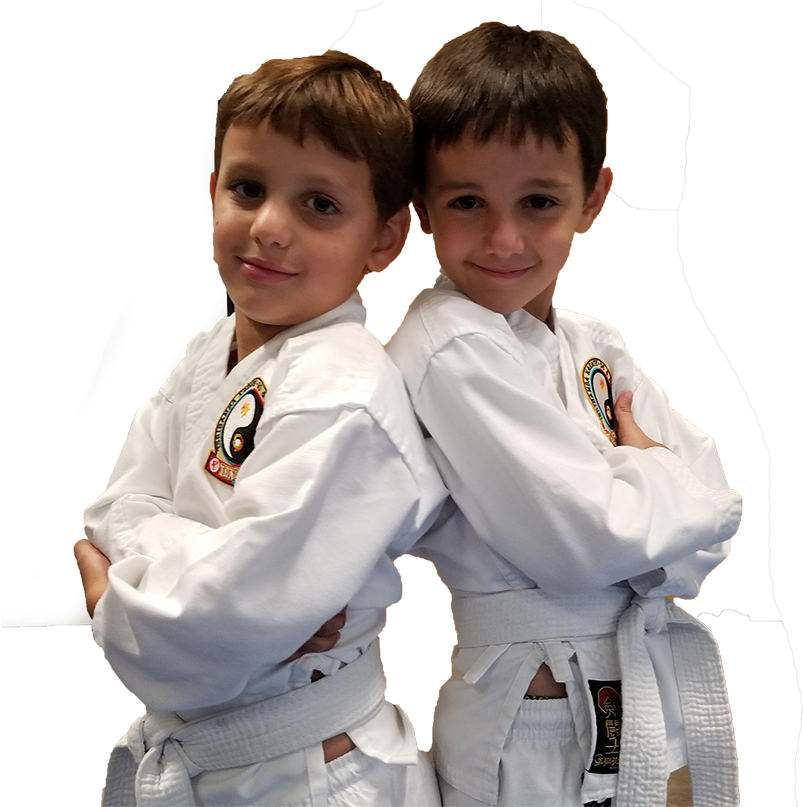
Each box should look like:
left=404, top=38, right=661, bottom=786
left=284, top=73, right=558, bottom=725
left=316, top=607, right=347, bottom=637
left=614, top=391, right=665, bottom=450
left=282, top=607, right=347, bottom=663
left=614, top=390, right=644, bottom=447
left=282, top=632, right=340, bottom=663
left=614, top=389, right=634, bottom=414
left=74, top=539, right=111, bottom=618
left=74, top=539, right=111, bottom=577
left=613, top=390, right=633, bottom=443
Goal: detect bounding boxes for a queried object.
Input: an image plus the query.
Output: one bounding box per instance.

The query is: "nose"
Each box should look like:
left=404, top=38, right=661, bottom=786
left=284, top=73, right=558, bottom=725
left=250, top=197, right=292, bottom=248
left=484, top=211, right=524, bottom=258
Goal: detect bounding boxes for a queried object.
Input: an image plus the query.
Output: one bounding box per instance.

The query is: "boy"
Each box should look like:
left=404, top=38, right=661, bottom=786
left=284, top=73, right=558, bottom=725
left=77, top=51, right=446, bottom=806
left=387, top=23, right=741, bottom=807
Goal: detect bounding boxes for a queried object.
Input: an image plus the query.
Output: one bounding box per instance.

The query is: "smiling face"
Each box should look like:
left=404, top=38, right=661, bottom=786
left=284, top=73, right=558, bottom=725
left=211, top=121, right=409, bottom=359
left=415, top=131, right=611, bottom=322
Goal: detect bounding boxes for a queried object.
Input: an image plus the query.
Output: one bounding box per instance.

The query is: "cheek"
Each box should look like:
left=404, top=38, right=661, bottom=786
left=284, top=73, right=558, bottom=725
left=431, top=222, right=465, bottom=257
left=540, top=224, right=576, bottom=258
left=211, top=220, right=230, bottom=253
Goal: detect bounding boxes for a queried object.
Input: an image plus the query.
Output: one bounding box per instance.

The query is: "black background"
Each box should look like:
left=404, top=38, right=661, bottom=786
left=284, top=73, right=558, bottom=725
left=3, top=0, right=800, bottom=804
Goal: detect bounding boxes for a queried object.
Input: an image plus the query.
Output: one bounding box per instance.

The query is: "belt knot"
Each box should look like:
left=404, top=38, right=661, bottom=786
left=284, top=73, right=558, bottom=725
left=128, top=711, right=187, bottom=765
left=634, top=595, right=668, bottom=634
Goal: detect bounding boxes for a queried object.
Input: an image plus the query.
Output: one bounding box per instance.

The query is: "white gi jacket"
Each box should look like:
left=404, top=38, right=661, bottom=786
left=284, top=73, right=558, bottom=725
left=84, top=294, right=447, bottom=802
left=386, top=277, right=742, bottom=806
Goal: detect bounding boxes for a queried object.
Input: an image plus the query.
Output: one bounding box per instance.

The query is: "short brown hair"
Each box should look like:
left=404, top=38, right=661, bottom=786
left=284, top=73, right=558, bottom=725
left=409, top=23, right=607, bottom=195
left=215, top=51, right=413, bottom=220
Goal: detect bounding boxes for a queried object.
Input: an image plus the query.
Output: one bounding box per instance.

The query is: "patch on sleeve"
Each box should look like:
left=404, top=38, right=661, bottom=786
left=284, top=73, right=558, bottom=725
left=205, top=377, right=267, bottom=486
left=582, top=357, right=617, bottom=445
left=587, top=679, right=622, bottom=774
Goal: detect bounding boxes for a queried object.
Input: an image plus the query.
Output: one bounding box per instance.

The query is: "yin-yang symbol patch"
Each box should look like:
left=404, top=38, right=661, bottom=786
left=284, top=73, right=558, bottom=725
left=581, top=357, right=617, bottom=446
left=205, top=377, right=267, bottom=485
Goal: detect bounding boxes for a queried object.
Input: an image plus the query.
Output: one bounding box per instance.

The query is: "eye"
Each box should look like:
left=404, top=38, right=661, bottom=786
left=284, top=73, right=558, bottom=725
left=525, top=195, right=556, bottom=210
left=449, top=195, right=481, bottom=210
left=230, top=180, right=264, bottom=200
left=306, top=195, right=339, bottom=215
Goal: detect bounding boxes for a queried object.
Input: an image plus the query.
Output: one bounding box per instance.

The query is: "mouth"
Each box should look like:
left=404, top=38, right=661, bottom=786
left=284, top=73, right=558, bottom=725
left=240, top=257, right=297, bottom=284
left=474, top=264, right=530, bottom=279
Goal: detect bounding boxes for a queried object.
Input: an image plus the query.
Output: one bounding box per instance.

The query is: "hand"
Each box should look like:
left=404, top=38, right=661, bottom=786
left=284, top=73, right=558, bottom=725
left=283, top=607, right=347, bottom=662
left=614, top=390, right=666, bottom=450
left=74, top=539, right=111, bottom=618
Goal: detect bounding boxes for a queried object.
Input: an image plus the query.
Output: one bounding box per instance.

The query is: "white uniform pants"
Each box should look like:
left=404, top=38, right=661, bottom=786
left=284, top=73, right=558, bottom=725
left=439, top=697, right=589, bottom=807
left=438, top=698, right=692, bottom=807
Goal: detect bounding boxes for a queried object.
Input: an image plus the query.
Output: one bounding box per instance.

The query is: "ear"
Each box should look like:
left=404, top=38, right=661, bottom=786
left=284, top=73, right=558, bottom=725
left=209, top=171, right=217, bottom=210
left=412, top=190, right=433, bottom=234
left=576, top=167, right=613, bottom=234
left=366, top=205, right=411, bottom=274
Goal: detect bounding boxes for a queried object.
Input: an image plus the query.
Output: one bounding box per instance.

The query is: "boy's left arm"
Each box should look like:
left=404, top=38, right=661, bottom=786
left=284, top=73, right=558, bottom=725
left=618, top=379, right=734, bottom=599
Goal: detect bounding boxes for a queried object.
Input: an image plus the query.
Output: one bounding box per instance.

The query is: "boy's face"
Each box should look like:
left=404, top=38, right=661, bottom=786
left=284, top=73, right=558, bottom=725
left=211, top=121, right=408, bottom=356
left=414, top=131, right=611, bottom=322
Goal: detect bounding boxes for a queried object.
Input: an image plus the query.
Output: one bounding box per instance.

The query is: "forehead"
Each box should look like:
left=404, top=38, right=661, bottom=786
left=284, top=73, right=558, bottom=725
left=219, top=121, right=374, bottom=194
left=427, top=130, right=584, bottom=192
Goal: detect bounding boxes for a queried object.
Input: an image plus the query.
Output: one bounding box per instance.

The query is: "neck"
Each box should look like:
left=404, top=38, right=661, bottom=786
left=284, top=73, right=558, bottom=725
left=522, top=279, right=557, bottom=325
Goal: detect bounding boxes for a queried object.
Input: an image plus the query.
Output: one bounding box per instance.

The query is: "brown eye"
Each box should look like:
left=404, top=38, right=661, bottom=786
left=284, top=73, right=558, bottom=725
left=306, top=195, right=338, bottom=214
left=526, top=195, right=555, bottom=210
left=451, top=196, right=480, bottom=210
left=232, top=181, right=263, bottom=200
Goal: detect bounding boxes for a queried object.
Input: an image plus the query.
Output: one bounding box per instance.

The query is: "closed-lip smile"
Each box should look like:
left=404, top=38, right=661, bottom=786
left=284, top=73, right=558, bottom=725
left=240, top=258, right=297, bottom=275
left=475, top=263, right=530, bottom=278
left=240, top=256, right=298, bottom=283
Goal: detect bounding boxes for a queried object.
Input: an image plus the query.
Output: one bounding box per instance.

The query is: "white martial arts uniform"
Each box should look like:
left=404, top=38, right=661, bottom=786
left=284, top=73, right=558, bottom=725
left=84, top=294, right=446, bottom=806
left=386, top=276, right=742, bottom=807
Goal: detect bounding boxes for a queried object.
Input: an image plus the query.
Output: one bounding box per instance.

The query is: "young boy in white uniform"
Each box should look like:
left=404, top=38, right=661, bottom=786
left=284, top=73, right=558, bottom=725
left=387, top=24, right=741, bottom=807
left=75, top=52, right=446, bottom=806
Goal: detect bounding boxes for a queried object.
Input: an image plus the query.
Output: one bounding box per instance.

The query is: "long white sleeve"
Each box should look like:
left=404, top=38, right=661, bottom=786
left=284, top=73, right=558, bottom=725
left=416, top=333, right=738, bottom=593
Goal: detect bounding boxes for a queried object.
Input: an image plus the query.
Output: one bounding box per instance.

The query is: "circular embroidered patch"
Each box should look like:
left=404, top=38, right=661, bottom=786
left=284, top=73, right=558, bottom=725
left=582, top=357, right=617, bottom=446
left=205, top=377, right=267, bottom=486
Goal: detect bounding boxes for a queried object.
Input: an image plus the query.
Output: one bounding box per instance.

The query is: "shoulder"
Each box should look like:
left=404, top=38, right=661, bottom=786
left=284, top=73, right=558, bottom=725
left=556, top=308, right=641, bottom=375
left=555, top=308, right=628, bottom=351
left=394, top=283, right=514, bottom=348
left=387, top=284, right=520, bottom=392
left=265, top=320, right=438, bottom=475
left=268, top=320, right=406, bottom=418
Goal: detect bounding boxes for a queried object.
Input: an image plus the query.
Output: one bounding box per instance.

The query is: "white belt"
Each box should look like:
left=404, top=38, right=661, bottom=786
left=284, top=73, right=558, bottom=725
left=102, top=642, right=386, bottom=807
left=617, top=597, right=738, bottom=807
left=451, top=589, right=737, bottom=807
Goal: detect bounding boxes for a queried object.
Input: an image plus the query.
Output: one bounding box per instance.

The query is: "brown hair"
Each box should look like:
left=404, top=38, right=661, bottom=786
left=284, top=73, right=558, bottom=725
left=215, top=51, right=413, bottom=220
left=409, top=23, right=607, bottom=195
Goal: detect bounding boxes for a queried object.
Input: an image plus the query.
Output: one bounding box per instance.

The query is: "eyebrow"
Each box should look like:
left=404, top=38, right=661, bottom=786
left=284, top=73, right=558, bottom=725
left=219, top=160, right=261, bottom=178
left=433, top=179, right=572, bottom=192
